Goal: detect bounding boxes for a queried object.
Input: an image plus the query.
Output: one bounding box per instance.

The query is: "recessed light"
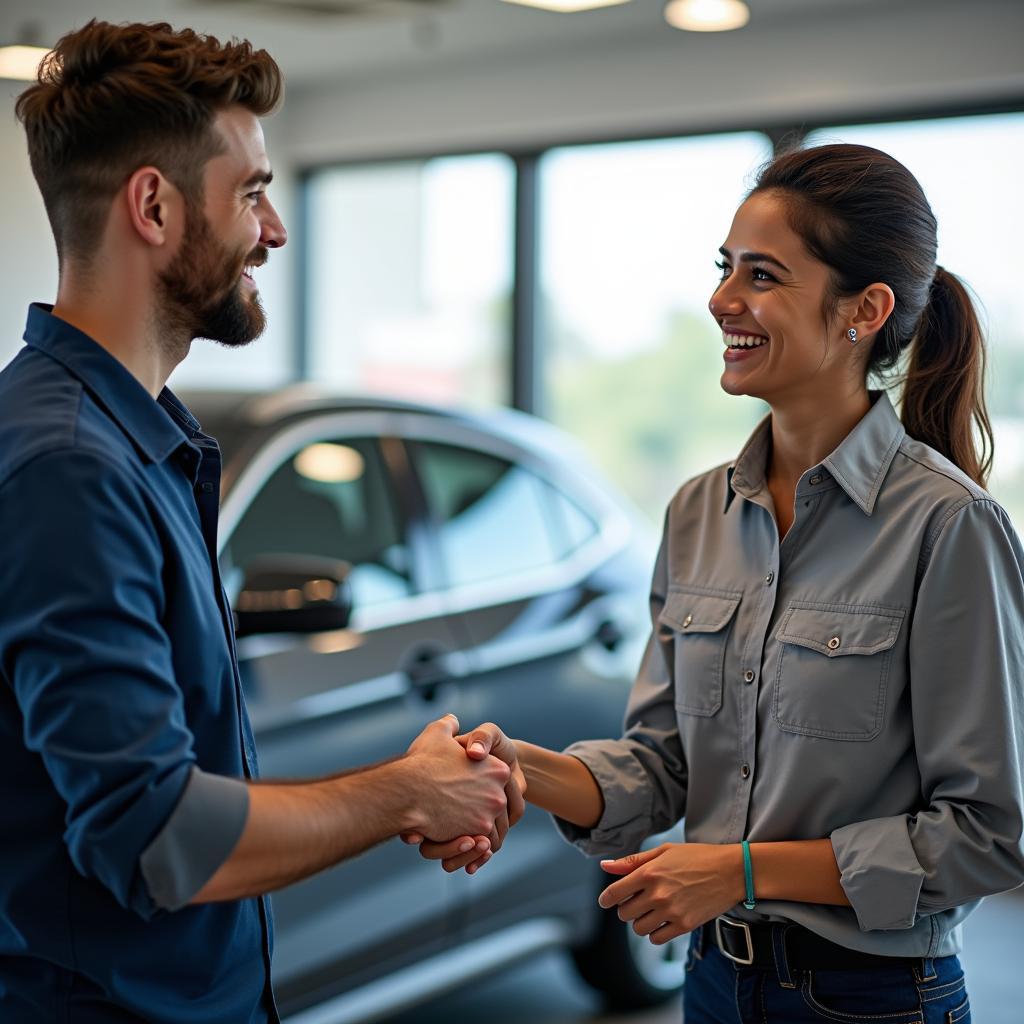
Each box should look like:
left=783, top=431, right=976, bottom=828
left=664, top=0, right=750, bottom=32
left=501, top=0, right=632, bottom=12
left=0, top=44, right=51, bottom=81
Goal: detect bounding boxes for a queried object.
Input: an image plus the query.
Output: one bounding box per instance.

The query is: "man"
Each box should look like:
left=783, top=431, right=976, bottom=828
left=0, top=20, right=519, bottom=1023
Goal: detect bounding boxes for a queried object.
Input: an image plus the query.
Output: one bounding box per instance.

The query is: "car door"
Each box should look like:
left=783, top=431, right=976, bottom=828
left=402, top=433, right=650, bottom=940
left=218, top=415, right=468, bottom=1013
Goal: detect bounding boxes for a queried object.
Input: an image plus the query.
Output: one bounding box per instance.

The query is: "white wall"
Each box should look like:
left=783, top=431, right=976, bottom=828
left=0, top=80, right=59, bottom=367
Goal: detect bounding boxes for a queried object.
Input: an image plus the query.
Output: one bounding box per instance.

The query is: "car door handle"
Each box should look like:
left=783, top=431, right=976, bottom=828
left=402, top=646, right=453, bottom=699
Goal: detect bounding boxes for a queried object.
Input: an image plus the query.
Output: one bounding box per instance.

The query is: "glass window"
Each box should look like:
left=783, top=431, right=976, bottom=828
left=806, top=113, right=1024, bottom=523
left=305, top=154, right=515, bottom=408
left=224, top=437, right=414, bottom=608
left=541, top=480, right=599, bottom=557
left=413, top=442, right=559, bottom=588
left=538, top=132, right=774, bottom=523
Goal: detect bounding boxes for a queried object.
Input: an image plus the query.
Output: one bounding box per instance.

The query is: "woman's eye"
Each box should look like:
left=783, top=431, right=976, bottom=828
left=751, top=266, right=776, bottom=283
left=714, top=259, right=730, bottom=277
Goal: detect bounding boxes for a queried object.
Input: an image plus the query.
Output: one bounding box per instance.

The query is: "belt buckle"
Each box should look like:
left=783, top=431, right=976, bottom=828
left=714, top=915, right=754, bottom=966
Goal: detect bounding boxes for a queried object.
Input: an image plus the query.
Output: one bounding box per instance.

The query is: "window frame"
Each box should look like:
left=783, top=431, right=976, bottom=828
left=296, top=96, right=1024, bottom=419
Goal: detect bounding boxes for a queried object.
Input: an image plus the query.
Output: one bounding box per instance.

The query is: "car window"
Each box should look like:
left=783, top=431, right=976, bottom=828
left=541, top=480, right=600, bottom=557
left=412, top=441, right=567, bottom=588
left=224, top=437, right=414, bottom=608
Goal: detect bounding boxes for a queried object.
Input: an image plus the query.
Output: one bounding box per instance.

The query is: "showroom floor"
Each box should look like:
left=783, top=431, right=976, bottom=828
left=387, top=887, right=1021, bottom=1023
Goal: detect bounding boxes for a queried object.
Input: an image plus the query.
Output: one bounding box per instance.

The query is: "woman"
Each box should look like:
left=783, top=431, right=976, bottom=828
left=415, top=144, right=1024, bottom=1022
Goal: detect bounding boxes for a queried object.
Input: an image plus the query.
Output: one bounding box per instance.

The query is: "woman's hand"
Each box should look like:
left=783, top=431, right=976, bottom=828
left=598, top=842, right=745, bottom=944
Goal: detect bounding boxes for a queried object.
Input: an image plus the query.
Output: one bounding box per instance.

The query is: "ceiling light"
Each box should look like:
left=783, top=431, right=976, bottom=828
left=664, top=0, right=749, bottom=32
left=501, top=0, right=632, bottom=12
left=0, top=44, right=51, bottom=81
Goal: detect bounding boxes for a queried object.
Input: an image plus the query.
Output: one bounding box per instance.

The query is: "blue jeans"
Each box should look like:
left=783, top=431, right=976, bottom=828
left=683, top=928, right=971, bottom=1023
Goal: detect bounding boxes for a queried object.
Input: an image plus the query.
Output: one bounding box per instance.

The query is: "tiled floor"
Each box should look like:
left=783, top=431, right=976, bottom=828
left=387, top=888, right=1022, bottom=1023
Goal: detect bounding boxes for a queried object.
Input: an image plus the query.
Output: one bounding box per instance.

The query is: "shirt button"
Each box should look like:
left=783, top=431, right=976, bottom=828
left=682, top=614, right=693, bottom=628
left=196, top=481, right=215, bottom=494
left=741, top=763, right=751, bottom=779
left=743, top=669, right=755, bottom=684
left=809, top=473, right=823, bottom=485
left=828, top=636, right=841, bottom=650
left=764, top=571, right=774, bottom=585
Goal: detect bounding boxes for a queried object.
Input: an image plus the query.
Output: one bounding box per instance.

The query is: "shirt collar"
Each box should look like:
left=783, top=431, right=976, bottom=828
left=23, top=303, right=200, bottom=464
left=724, top=391, right=905, bottom=516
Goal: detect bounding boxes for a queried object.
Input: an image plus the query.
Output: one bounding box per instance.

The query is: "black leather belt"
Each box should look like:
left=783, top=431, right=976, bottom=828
left=704, top=916, right=923, bottom=972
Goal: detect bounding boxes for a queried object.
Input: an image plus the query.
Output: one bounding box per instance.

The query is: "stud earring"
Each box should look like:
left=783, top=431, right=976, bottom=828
left=847, top=328, right=858, bottom=344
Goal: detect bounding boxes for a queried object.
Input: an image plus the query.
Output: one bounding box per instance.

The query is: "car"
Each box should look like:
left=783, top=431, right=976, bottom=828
left=179, top=385, right=684, bottom=1023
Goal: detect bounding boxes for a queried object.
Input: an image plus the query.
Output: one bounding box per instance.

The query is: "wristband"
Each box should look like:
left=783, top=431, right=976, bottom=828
left=741, top=840, right=756, bottom=911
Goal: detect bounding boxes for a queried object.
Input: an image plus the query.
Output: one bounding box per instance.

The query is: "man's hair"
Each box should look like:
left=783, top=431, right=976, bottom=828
left=15, top=20, right=282, bottom=265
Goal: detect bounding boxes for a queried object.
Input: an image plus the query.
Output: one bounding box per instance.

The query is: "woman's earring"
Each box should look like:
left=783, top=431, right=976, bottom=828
left=847, top=328, right=858, bottom=344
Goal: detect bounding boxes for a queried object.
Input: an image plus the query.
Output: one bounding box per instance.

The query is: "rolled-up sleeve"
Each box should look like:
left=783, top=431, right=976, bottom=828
left=831, top=498, right=1024, bottom=931
left=555, top=525, right=688, bottom=856
left=0, top=449, right=238, bottom=918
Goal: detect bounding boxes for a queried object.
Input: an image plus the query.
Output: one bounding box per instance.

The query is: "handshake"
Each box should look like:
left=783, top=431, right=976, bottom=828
left=398, top=714, right=526, bottom=876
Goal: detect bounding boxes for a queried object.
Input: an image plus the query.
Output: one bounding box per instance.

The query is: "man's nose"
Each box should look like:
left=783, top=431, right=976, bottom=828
left=260, top=201, right=287, bottom=249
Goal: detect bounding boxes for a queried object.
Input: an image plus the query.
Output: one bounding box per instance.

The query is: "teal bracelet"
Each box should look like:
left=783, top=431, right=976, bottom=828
left=741, top=840, right=756, bottom=911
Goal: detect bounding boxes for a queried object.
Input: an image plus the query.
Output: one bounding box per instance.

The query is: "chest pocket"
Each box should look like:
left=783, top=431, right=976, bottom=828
left=772, top=602, right=905, bottom=741
left=659, top=585, right=742, bottom=717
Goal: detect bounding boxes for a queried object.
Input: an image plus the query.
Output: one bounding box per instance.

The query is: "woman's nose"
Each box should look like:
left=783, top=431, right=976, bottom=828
left=708, top=278, right=744, bottom=319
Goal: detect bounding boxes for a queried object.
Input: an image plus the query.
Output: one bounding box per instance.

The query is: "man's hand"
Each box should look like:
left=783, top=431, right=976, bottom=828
left=402, top=715, right=511, bottom=842
left=403, top=722, right=526, bottom=874
left=597, top=842, right=745, bottom=944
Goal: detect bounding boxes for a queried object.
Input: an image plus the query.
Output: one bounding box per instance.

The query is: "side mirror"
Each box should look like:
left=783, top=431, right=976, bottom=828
left=233, top=555, right=353, bottom=639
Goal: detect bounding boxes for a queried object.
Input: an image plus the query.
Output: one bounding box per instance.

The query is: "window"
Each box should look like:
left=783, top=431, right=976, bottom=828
left=224, top=437, right=414, bottom=608
left=305, top=154, right=515, bottom=408
left=806, top=113, right=1024, bottom=522
left=542, top=480, right=599, bottom=557
left=537, top=132, right=774, bottom=523
left=412, top=442, right=563, bottom=588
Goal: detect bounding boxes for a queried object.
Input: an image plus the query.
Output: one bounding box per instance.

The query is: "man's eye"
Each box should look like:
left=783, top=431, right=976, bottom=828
left=246, top=191, right=264, bottom=203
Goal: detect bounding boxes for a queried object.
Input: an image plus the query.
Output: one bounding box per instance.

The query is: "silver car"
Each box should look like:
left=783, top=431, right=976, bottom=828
left=181, top=387, right=684, bottom=1023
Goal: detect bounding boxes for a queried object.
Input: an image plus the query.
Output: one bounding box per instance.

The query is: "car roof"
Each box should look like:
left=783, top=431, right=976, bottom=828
left=176, top=385, right=608, bottom=485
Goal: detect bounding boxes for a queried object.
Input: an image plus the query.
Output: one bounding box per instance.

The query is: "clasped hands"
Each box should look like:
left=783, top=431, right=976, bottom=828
left=401, top=716, right=527, bottom=874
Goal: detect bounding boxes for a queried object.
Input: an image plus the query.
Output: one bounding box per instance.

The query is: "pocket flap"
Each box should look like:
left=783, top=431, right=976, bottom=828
left=660, top=587, right=741, bottom=634
left=777, top=603, right=904, bottom=657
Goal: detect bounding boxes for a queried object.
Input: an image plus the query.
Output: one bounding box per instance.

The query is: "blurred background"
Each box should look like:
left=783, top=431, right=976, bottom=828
left=3, top=0, right=1023, bottom=528
left=1, top=1, right=1022, bottom=1022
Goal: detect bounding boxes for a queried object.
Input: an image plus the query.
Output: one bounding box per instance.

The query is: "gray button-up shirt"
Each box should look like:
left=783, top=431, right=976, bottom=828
left=559, top=391, right=1024, bottom=957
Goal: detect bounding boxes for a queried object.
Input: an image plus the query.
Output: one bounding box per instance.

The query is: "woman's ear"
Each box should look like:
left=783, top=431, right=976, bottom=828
left=847, top=282, right=896, bottom=344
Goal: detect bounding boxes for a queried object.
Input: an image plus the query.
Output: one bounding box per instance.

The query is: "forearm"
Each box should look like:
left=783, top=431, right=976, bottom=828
left=514, top=741, right=604, bottom=829
left=750, top=838, right=849, bottom=907
left=192, top=759, right=415, bottom=903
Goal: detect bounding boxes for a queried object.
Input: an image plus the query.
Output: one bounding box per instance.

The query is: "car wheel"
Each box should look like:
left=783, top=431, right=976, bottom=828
left=570, top=905, right=687, bottom=1009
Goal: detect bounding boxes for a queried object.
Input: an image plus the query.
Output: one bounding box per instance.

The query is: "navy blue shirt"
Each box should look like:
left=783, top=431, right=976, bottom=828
left=0, top=306, right=276, bottom=1022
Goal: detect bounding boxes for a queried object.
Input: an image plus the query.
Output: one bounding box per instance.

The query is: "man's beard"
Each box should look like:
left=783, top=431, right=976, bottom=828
left=157, top=202, right=267, bottom=349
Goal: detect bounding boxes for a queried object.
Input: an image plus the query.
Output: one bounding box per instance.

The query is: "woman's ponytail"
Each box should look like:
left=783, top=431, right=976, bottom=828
left=901, top=267, right=993, bottom=488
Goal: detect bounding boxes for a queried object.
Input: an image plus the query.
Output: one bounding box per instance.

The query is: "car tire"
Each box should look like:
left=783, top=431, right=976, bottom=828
left=570, top=905, right=687, bottom=1009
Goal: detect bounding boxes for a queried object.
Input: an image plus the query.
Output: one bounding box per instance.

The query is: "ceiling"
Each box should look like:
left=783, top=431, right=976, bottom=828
left=0, top=0, right=957, bottom=88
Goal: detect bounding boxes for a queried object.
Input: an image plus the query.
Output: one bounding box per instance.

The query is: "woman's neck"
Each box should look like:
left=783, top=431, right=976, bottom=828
left=768, top=389, right=873, bottom=486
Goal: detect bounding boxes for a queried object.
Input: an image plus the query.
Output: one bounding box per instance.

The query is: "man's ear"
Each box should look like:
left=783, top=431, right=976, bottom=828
left=124, top=166, right=184, bottom=248
left=847, top=282, right=896, bottom=343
